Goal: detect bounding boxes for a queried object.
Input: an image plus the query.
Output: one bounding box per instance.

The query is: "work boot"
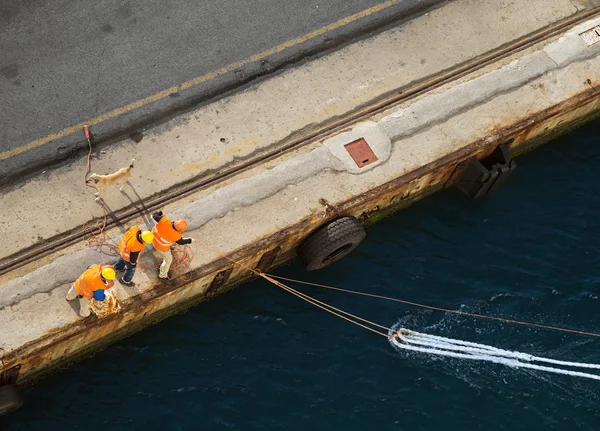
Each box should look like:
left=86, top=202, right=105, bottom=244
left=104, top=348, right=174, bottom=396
left=158, top=276, right=172, bottom=285
left=119, top=277, right=134, bottom=286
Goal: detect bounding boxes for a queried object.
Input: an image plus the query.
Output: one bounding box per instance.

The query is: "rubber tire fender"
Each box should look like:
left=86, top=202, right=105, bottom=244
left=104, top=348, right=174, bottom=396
left=0, top=383, right=24, bottom=416
left=297, top=216, right=366, bottom=271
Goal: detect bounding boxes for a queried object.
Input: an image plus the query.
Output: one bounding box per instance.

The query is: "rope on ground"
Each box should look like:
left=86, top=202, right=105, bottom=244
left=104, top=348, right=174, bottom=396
left=166, top=245, right=194, bottom=282
left=82, top=217, right=119, bottom=257
left=81, top=125, right=119, bottom=257
left=265, top=274, right=600, bottom=339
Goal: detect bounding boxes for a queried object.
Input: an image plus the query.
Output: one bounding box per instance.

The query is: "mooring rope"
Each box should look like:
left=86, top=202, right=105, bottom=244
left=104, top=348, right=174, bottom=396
left=262, top=274, right=390, bottom=338
left=265, top=274, right=600, bottom=338
left=192, top=243, right=600, bottom=381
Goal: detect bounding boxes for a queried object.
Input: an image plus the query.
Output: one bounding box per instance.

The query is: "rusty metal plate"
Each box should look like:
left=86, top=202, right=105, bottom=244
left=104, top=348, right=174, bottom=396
left=580, top=26, right=600, bottom=47
left=0, top=365, right=21, bottom=385
left=344, top=138, right=378, bottom=168
left=254, top=246, right=281, bottom=274
left=206, top=267, right=233, bottom=297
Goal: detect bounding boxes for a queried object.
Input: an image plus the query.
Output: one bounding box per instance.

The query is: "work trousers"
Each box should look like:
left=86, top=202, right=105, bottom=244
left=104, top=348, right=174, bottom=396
left=66, top=285, right=92, bottom=317
left=114, top=257, right=136, bottom=283
left=155, top=247, right=173, bottom=279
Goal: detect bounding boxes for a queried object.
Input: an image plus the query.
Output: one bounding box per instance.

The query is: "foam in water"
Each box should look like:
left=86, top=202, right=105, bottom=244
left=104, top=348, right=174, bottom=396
left=389, top=326, right=600, bottom=381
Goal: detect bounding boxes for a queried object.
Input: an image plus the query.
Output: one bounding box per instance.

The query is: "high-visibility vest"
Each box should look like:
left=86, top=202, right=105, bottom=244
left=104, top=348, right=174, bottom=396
left=152, top=217, right=182, bottom=252
left=74, top=265, right=110, bottom=299
left=118, top=226, right=146, bottom=262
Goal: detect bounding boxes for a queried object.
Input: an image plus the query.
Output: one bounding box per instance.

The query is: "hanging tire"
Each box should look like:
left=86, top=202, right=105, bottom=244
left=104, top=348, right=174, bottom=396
left=0, top=383, right=24, bottom=415
left=297, top=216, right=366, bottom=271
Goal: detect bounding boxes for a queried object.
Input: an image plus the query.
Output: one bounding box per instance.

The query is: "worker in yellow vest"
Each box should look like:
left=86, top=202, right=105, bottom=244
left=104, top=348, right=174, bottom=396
left=66, top=265, right=115, bottom=317
left=151, top=210, right=193, bottom=283
left=114, top=226, right=154, bottom=286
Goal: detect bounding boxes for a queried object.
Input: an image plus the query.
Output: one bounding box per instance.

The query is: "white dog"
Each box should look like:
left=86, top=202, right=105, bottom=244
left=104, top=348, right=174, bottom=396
left=86, top=158, right=135, bottom=201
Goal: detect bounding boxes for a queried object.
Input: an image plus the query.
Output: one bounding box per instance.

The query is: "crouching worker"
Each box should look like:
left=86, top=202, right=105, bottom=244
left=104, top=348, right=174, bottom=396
left=151, top=210, right=193, bottom=284
left=66, top=265, right=115, bottom=317
left=115, top=226, right=154, bottom=286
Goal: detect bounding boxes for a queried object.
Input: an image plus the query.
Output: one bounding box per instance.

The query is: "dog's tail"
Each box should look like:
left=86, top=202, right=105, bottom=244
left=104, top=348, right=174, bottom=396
left=129, top=158, right=135, bottom=169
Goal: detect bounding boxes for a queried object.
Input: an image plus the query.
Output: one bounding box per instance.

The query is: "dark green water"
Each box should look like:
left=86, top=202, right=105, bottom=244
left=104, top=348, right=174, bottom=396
left=3, top=120, right=600, bottom=430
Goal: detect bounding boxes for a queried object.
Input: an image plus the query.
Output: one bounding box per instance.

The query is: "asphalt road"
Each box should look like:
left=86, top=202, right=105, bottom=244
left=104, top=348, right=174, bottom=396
left=0, top=0, right=444, bottom=185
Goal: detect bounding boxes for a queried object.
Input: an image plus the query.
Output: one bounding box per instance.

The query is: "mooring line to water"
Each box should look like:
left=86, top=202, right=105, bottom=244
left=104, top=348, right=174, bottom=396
left=192, top=242, right=392, bottom=337
left=192, top=243, right=600, bottom=381
left=264, top=274, right=390, bottom=338
left=265, top=274, right=600, bottom=338
left=272, top=270, right=600, bottom=381
left=193, top=241, right=600, bottom=340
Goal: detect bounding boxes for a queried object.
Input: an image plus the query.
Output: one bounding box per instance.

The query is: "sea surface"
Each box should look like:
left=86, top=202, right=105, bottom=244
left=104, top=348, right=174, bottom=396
left=3, top=120, right=600, bottom=430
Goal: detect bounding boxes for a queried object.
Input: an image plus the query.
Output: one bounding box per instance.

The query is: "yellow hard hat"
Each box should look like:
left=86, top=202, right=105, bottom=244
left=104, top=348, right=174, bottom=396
left=141, top=230, right=154, bottom=244
left=101, top=267, right=116, bottom=281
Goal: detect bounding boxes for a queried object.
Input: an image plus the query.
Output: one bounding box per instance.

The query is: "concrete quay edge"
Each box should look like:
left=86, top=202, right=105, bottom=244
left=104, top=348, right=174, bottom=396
left=2, top=9, right=600, bottom=385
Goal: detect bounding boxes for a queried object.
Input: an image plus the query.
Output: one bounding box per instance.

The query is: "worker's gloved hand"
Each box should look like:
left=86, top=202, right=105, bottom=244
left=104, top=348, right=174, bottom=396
left=131, top=262, right=137, bottom=268
left=93, top=290, right=106, bottom=301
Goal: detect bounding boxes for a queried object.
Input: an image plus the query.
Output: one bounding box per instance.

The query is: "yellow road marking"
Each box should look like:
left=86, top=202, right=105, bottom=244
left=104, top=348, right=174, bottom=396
left=0, top=0, right=402, bottom=161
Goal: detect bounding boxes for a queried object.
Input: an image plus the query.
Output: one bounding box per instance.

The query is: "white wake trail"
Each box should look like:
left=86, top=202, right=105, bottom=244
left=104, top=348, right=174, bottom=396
left=390, top=328, right=600, bottom=381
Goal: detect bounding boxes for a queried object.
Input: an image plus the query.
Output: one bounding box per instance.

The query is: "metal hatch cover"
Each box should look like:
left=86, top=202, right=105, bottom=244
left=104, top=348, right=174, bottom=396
left=344, top=138, right=378, bottom=168
left=580, top=26, right=600, bottom=47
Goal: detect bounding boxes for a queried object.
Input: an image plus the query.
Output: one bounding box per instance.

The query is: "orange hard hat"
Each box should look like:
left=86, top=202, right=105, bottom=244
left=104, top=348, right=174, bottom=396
left=174, top=219, right=188, bottom=231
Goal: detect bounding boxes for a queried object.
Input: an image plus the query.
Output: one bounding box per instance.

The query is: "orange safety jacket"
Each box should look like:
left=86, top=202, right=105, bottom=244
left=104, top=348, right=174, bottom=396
left=74, top=265, right=112, bottom=299
left=152, top=217, right=182, bottom=252
left=118, top=226, right=146, bottom=262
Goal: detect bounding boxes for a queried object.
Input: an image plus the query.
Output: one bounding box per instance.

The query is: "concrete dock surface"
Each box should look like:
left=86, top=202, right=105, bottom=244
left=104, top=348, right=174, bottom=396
left=2, top=0, right=600, bottom=385
left=0, top=0, right=445, bottom=184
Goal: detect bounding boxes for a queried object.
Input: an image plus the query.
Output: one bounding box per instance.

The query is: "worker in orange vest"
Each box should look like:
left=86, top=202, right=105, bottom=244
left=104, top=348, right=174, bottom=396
left=66, top=264, right=115, bottom=317
left=114, top=226, right=154, bottom=286
left=151, top=210, right=193, bottom=283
